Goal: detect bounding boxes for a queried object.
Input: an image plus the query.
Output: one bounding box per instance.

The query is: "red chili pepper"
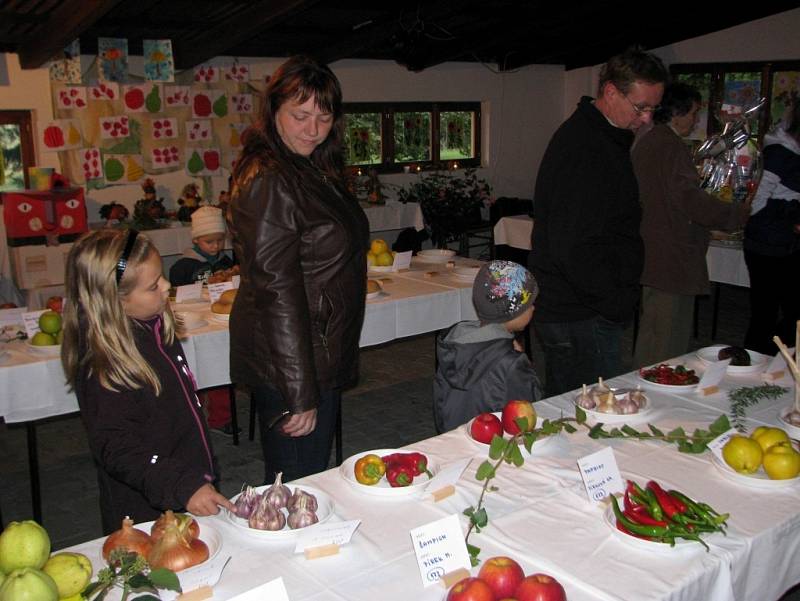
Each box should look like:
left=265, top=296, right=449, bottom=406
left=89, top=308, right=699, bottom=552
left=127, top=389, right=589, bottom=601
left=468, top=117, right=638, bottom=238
left=615, top=517, right=653, bottom=541
left=386, top=464, right=414, bottom=487
left=646, top=481, right=685, bottom=519
left=624, top=506, right=668, bottom=528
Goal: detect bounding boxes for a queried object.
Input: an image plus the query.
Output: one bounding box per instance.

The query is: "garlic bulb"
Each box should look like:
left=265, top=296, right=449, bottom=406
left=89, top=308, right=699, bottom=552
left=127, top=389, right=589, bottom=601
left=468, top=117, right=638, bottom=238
left=628, top=386, right=647, bottom=409
left=616, top=398, right=639, bottom=414
left=287, top=488, right=318, bottom=513
left=234, top=484, right=259, bottom=519
left=592, top=377, right=611, bottom=397
left=262, top=471, right=291, bottom=510
left=248, top=495, right=286, bottom=531
left=287, top=495, right=319, bottom=530
left=576, top=383, right=596, bottom=409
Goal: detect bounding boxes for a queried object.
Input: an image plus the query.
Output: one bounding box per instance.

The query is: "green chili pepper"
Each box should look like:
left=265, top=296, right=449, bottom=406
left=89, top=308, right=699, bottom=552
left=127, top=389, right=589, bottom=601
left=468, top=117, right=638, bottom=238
left=610, top=496, right=670, bottom=539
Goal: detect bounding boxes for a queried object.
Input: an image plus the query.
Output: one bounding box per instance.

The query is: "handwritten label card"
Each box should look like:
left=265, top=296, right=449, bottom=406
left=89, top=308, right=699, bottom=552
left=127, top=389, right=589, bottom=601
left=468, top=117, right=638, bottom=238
left=294, top=520, right=360, bottom=554
left=175, top=283, right=203, bottom=303
left=228, top=577, right=289, bottom=601
left=425, top=458, right=471, bottom=501
left=577, top=446, right=624, bottom=502
left=22, top=310, right=47, bottom=338
left=0, top=307, right=27, bottom=328
left=207, top=281, right=234, bottom=303
left=178, top=554, right=230, bottom=591
left=232, top=274, right=241, bottom=288
left=697, top=358, right=730, bottom=395
left=393, top=251, right=412, bottom=271
left=765, top=348, right=794, bottom=380
left=409, top=514, right=471, bottom=588
left=707, top=428, right=738, bottom=463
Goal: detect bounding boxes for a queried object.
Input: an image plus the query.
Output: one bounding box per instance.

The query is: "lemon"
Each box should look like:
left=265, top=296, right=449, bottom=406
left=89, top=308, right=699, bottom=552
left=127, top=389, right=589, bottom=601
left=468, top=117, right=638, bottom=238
left=763, top=442, right=800, bottom=480
left=751, top=427, right=790, bottom=453
left=375, top=251, right=393, bottom=267
left=370, top=239, right=389, bottom=255
left=722, top=435, right=763, bottom=474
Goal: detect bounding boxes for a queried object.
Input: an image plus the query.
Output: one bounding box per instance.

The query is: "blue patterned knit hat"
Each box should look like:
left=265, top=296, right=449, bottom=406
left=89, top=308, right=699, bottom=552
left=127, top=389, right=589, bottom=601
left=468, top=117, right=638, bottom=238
left=472, top=260, right=538, bottom=324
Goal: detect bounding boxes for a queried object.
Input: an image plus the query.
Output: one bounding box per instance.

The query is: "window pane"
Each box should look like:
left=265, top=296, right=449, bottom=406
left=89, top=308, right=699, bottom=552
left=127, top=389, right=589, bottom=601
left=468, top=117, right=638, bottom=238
left=676, top=73, right=711, bottom=141
left=439, top=111, right=475, bottom=159
left=0, top=124, right=25, bottom=191
left=344, top=112, right=382, bottom=165
left=394, top=111, right=431, bottom=162
left=771, top=71, right=800, bottom=129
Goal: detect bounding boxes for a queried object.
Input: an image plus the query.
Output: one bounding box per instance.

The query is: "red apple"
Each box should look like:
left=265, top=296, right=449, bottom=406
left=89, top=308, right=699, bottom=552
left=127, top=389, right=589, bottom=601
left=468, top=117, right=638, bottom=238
left=471, top=413, right=503, bottom=444
left=478, top=556, right=524, bottom=599
left=447, top=577, right=495, bottom=601
left=514, top=574, right=566, bottom=601
left=501, top=400, right=537, bottom=435
left=46, top=296, right=63, bottom=314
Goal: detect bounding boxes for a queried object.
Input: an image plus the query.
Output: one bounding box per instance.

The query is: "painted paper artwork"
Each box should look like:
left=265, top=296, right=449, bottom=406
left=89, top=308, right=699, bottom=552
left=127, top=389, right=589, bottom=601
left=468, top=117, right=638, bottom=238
left=41, top=120, right=83, bottom=151
left=194, top=64, right=219, bottom=83
left=164, top=85, right=190, bottom=107
left=103, top=154, right=144, bottom=183
left=227, top=123, right=248, bottom=147
left=225, top=63, right=250, bottom=81
left=771, top=71, right=800, bottom=128
left=143, top=39, right=175, bottom=82
left=97, top=38, right=129, bottom=83
left=151, top=145, right=180, bottom=167
left=80, top=148, right=104, bottom=181
left=89, top=82, right=118, bottom=101
left=192, top=90, right=227, bottom=119
left=186, top=148, right=221, bottom=176
left=186, top=120, right=212, bottom=143
left=99, top=115, right=130, bottom=139
left=57, top=87, right=88, bottom=109
left=49, top=39, right=81, bottom=84
left=151, top=118, right=177, bottom=140
left=123, top=83, right=163, bottom=113
left=231, top=94, right=254, bottom=114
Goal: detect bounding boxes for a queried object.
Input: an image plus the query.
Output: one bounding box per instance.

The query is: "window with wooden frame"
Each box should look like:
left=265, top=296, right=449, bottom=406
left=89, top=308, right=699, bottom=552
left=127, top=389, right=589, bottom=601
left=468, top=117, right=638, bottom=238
left=0, top=111, right=35, bottom=191
left=343, top=102, right=481, bottom=172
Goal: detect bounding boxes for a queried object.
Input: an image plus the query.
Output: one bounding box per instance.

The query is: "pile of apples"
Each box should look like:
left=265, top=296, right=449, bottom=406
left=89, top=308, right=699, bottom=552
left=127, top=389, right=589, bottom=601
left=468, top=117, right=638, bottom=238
left=30, top=297, right=64, bottom=347
left=470, top=400, right=537, bottom=444
left=366, top=239, right=395, bottom=268
left=722, top=426, right=800, bottom=480
left=447, top=556, right=566, bottom=601
left=0, top=520, right=92, bottom=601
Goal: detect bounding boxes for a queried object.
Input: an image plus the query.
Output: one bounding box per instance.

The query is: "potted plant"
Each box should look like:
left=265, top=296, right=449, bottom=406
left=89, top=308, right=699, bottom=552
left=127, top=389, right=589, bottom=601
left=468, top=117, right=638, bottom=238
left=396, top=168, right=492, bottom=248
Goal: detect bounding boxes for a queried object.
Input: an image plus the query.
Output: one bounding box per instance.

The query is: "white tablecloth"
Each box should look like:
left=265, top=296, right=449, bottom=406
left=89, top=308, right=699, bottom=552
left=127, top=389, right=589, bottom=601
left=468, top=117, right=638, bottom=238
left=494, top=216, right=751, bottom=288
left=362, top=200, right=425, bottom=232
left=0, top=259, right=479, bottom=423
left=64, top=353, right=799, bottom=601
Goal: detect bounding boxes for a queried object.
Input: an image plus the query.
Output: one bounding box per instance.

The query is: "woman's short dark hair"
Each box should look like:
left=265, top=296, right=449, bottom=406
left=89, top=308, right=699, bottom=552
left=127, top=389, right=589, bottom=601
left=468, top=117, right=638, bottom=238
left=598, top=47, right=669, bottom=95
left=654, top=82, right=702, bottom=124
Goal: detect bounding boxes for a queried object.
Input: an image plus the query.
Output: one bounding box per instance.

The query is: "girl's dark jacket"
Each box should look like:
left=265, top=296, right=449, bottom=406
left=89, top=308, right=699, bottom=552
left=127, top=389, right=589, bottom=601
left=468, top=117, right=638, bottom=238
left=75, top=316, right=217, bottom=534
left=227, top=159, right=369, bottom=413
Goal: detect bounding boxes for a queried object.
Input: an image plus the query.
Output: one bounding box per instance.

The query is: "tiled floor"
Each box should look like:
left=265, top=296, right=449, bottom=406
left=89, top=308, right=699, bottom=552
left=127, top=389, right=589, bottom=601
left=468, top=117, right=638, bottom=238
left=1, top=283, right=797, bottom=598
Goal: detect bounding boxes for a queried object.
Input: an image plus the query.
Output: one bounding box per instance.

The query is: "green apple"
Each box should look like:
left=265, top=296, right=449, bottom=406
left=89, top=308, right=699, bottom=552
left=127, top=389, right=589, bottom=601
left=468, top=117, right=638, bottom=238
left=0, top=568, right=58, bottom=601
left=30, top=332, right=56, bottom=346
left=0, top=521, right=51, bottom=573
left=42, top=553, right=92, bottom=598
left=38, top=311, right=61, bottom=336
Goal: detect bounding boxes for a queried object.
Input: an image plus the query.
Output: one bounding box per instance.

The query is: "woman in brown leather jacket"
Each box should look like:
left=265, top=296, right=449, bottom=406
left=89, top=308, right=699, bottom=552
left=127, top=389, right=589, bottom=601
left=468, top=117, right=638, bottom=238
left=228, top=56, right=369, bottom=482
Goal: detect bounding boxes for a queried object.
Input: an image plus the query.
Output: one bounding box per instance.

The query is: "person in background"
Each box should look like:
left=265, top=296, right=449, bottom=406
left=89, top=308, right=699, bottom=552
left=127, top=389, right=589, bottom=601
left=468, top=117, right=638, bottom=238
left=743, top=100, right=800, bottom=355
left=61, top=229, right=233, bottom=534
left=169, top=205, right=238, bottom=437
left=529, top=47, right=668, bottom=396
left=169, top=206, right=235, bottom=286
left=228, top=56, right=369, bottom=483
left=632, top=82, right=749, bottom=367
left=434, top=260, right=542, bottom=432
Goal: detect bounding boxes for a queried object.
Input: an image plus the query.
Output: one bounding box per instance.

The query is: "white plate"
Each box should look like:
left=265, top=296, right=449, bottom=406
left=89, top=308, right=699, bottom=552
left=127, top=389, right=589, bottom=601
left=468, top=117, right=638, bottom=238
left=710, top=452, right=800, bottom=489
left=637, top=365, right=699, bottom=391
left=574, top=388, right=651, bottom=423
left=462, top=413, right=554, bottom=454
left=175, top=311, right=206, bottom=330
left=224, top=484, right=334, bottom=540
left=368, top=265, right=394, bottom=273
left=208, top=312, right=230, bottom=322
left=339, top=448, right=436, bottom=497
left=696, top=345, right=767, bottom=375
left=366, top=291, right=382, bottom=300
left=453, top=266, right=480, bottom=280
left=415, top=249, right=456, bottom=263
left=778, top=407, right=800, bottom=439
left=172, top=300, right=209, bottom=312
left=603, top=505, right=698, bottom=552
left=25, top=340, right=61, bottom=356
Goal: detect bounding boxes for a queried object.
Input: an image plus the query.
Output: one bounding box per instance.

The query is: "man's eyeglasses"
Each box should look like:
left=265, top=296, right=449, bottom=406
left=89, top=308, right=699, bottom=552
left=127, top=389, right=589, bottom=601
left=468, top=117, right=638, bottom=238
left=621, top=93, right=660, bottom=116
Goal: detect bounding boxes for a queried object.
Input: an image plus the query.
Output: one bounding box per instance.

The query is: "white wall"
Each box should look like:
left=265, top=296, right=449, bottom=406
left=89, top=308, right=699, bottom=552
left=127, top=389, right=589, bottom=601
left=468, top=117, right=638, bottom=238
left=563, top=7, right=800, bottom=117
left=0, top=53, right=563, bottom=220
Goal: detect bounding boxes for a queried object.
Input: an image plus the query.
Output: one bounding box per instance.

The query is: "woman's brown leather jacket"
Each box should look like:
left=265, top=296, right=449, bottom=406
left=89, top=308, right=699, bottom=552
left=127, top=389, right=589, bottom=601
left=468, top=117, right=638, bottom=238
left=227, top=159, right=369, bottom=413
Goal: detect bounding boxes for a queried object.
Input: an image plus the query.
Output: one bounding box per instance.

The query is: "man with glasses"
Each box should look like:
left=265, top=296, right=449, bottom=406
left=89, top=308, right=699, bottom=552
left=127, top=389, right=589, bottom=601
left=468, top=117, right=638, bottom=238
left=529, top=47, right=667, bottom=397
left=632, top=83, right=749, bottom=368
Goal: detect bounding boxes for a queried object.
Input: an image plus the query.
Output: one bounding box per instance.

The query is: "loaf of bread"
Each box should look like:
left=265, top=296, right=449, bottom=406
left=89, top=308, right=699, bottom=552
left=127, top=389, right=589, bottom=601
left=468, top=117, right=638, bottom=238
left=211, top=288, right=238, bottom=314
left=367, top=279, right=381, bottom=294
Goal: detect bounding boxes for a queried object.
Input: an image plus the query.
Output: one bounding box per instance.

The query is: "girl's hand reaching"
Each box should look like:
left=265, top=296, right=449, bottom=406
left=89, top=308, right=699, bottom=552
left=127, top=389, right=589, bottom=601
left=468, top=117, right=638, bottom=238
left=187, top=483, right=235, bottom=515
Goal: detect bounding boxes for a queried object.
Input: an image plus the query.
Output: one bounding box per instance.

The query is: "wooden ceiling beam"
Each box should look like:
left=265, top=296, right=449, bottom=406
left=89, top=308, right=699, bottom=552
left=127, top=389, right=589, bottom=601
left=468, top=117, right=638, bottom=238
left=172, top=0, right=321, bottom=70
left=17, top=0, right=124, bottom=69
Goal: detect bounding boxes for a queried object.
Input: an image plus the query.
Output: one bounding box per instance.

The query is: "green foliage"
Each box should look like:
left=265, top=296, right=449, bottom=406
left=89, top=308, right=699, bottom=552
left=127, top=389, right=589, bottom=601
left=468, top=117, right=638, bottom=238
left=83, top=549, right=181, bottom=601
left=394, top=111, right=431, bottom=162
left=728, top=384, right=789, bottom=431
left=439, top=111, right=474, bottom=159
left=344, top=112, right=382, bottom=165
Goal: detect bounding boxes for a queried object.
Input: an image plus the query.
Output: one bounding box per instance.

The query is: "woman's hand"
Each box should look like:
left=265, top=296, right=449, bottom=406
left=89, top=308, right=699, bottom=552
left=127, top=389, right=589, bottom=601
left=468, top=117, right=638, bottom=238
left=281, top=408, right=318, bottom=437
left=186, top=483, right=236, bottom=515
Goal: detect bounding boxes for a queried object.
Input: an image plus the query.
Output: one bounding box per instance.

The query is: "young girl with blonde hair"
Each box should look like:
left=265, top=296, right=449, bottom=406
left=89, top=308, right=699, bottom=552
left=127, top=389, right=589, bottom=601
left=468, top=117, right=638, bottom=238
left=62, top=228, right=233, bottom=534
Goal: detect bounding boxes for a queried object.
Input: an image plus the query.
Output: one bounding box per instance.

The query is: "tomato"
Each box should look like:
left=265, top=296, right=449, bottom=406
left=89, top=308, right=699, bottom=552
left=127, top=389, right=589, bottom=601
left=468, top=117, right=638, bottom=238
left=639, top=364, right=698, bottom=385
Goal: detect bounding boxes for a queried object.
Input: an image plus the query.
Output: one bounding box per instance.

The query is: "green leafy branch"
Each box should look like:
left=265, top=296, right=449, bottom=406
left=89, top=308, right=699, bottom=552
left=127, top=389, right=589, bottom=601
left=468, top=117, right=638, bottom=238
left=463, top=408, right=733, bottom=566
left=728, top=384, right=788, bottom=431
left=82, top=550, right=180, bottom=601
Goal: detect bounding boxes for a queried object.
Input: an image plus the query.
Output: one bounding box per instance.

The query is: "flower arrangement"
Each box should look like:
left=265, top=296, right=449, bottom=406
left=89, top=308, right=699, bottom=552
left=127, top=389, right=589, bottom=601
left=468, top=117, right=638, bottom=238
left=396, top=168, right=492, bottom=248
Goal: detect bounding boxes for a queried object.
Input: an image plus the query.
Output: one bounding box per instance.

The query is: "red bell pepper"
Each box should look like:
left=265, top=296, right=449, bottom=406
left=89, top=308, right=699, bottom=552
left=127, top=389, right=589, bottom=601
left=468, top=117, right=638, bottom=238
left=386, top=464, right=414, bottom=487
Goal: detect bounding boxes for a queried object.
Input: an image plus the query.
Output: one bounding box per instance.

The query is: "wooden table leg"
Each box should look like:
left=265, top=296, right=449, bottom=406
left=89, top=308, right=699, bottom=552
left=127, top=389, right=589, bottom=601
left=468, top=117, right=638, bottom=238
left=27, top=422, right=42, bottom=524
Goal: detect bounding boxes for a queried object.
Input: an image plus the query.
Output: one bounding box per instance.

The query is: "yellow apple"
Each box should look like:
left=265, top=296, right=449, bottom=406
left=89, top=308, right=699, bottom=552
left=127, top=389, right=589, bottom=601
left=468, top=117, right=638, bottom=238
left=30, top=332, right=56, bottom=346
left=375, top=252, right=393, bottom=267
left=751, top=426, right=790, bottom=453
left=722, top=435, right=762, bottom=474
left=370, top=239, right=389, bottom=255
left=762, top=442, right=800, bottom=480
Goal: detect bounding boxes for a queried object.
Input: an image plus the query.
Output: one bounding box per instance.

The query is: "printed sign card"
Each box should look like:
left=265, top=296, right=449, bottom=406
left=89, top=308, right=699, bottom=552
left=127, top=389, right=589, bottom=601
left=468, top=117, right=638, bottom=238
left=192, top=90, right=228, bottom=119
left=707, top=428, right=739, bottom=463
left=151, top=118, right=177, bottom=140
left=294, top=520, right=361, bottom=554
left=194, top=64, right=219, bottom=83
left=409, top=514, right=471, bottom=588
left=393, top=251, right=413, bottom=271
left=231, top=94, right=254, bottom=114
left=151, top=145, right=180, bottom=168
left=89, top=82, right=118, bottom=101
left=103, top=154, right=144, bottom=184
left=49, top=39, right=81, bottom=84
left=186, top=120, right=212, bottom=143
left=225, top=62, right=250, bottom=81
left=765, top=348, right=795, bottom=380
left=697, top=358, right=730, bottom=395
left=186, top=148, right=221, bottom=176
left=122, top=83, right=162, bottom=113
left=99, top=115, right=130, bottom=139
left=22, top=310, right=48, bottom=339
left=164, top=85, right=190, bottom=107
left=227, top=577, right=289, bottom=601
left=97, top=37, right=129, bottom=83
left=175, top=283, right=203, bottom=303
left=80, top=148, right=104, bottom=181
left=56, top=87, right=87, bottom=109
left=577, top=446, right=624, bottom=502
left=208, top=281, right=234, bottom=303
left=41, top=120, right=82, bottom=151
left=143, top=39, right=175, bottom=82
